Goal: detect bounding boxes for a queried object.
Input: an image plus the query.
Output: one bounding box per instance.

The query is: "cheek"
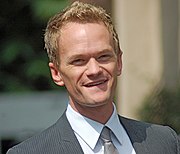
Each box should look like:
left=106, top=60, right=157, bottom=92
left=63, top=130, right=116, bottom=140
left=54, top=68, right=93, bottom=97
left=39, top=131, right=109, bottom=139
left=72, top=66, right=86, bottom=76
left=62, top=68, right=84, bottom=85
left=104, top=63, right=118, bottom=76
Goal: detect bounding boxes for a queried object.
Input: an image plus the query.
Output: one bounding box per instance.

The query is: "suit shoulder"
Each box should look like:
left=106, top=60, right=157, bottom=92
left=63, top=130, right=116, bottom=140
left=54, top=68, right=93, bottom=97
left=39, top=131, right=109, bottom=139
left=119, top=116, right=180, bottom=154
left=7, top=122, right=62, bottom=154
left=120, top=115, right=178, bottom=136
left=6, top=113, right=82, bottom=154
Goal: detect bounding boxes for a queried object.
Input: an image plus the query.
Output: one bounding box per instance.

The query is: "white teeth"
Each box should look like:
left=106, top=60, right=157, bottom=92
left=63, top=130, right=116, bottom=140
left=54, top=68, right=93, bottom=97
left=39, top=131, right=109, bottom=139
left=86, top=80, right=105, bottom=87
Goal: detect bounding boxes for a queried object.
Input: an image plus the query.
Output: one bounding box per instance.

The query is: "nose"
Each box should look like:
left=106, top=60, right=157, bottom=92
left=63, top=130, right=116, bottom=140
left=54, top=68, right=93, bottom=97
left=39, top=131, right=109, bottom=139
left=85, top=58, right=102, bottom=76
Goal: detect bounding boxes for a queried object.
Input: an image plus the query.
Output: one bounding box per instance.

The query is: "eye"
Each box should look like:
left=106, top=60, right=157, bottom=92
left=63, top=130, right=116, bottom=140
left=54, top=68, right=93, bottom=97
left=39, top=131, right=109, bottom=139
left=71, top=59, right=86, bottom=66
left=98, top=54, right=112, bottom=62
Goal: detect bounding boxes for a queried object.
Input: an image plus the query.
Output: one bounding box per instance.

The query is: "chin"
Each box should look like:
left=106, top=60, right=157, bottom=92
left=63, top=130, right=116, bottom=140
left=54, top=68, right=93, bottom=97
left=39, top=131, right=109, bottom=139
left=83, top=99, right=110, bottom=108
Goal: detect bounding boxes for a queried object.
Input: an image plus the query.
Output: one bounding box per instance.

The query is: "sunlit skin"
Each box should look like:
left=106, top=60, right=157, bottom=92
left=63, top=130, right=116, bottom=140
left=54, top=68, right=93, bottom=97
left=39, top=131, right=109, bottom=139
left=49, top=22, right=122, bottom=124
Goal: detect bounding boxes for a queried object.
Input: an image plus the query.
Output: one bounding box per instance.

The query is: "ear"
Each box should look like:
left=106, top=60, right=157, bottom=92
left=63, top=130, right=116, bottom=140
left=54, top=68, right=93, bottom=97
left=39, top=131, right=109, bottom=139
left=117, top=51, right=123, bottom=76
left=49, top=62, right=65, bottom=86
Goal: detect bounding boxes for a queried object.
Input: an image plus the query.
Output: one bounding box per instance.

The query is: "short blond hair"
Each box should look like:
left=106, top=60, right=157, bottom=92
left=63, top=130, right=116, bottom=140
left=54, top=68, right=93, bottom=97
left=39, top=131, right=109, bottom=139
left=44, top=1, right=121, bottom=66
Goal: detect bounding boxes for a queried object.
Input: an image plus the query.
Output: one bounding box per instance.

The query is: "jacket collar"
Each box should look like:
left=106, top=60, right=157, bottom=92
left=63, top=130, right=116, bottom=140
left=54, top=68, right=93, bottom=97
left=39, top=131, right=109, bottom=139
left=56, top=112, right=151, bottom=154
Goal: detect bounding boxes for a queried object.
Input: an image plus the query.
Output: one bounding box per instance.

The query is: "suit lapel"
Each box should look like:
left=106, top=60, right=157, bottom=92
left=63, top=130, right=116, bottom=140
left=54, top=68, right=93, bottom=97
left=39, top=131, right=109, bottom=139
left=56, top=113, right=149, bottom=154
left=55, top=112, right=153, bottom=153
left=55, top=112, right=84, bottom=154
left=119, top=116, right=151, bottom=154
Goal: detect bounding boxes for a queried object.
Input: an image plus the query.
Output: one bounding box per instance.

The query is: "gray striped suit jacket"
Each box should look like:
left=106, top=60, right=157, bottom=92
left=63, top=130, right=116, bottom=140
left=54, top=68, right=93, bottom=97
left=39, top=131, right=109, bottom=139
left=7, top=112, right=180, bottom=154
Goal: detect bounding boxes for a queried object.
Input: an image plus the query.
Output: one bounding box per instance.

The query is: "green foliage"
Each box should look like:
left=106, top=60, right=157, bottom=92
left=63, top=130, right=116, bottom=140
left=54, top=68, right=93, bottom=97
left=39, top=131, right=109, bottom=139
left=139, top=86, right=180, bottom=134
left=31, top=0, right=68, bottom=21
left=0, top=0, right=68, bottom=92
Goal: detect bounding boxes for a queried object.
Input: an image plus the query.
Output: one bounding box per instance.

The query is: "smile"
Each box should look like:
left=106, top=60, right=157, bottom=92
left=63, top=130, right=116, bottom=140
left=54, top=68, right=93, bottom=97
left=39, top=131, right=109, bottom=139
left=84, top=79, right=108, bottom=87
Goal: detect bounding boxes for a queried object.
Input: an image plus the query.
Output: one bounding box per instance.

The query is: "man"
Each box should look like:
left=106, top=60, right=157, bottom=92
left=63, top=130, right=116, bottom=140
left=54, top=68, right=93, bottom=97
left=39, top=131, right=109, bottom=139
left=7, top=1, right=180, bottom=154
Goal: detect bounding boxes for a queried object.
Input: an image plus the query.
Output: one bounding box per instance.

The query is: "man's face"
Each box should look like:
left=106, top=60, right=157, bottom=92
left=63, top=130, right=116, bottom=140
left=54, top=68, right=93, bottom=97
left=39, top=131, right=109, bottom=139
left=49, top=22, right=122, bottom=109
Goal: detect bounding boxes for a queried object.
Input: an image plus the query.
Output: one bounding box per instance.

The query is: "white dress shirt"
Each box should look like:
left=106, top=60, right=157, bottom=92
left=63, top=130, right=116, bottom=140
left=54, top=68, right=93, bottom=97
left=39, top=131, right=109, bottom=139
left=66, top=104, right=136, bottom=154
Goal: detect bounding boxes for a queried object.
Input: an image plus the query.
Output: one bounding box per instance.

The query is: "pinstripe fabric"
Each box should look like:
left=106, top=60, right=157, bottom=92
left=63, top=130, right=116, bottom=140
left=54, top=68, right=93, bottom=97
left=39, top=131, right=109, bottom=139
left=7, top=112, right=84, bottom=154
left=7, top=112, right=180, bottom=154
left=120, top=116, right=180, bottom=154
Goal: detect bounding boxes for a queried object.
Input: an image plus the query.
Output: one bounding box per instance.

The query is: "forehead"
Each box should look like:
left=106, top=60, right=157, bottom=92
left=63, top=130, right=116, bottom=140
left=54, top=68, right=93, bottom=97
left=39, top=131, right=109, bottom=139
left=58, top=22, right=113, bottom=55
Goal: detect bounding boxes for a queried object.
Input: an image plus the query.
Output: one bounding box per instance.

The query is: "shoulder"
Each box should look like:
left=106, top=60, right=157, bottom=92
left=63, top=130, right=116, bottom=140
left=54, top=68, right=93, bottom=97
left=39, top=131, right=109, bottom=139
left=120, top=115, right=177, bottom=136
left=6, top=113, right=75, bottom=154
left=7, top=123, right=61, bottom=154
left=119, top=115, right=180, bottom=154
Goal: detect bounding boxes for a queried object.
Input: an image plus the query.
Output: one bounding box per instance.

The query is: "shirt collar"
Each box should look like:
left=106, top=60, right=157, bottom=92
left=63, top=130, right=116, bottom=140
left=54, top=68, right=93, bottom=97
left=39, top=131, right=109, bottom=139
left=66, top=103, right=123, bottom=150
left=105, top=103, right=123, bottom=144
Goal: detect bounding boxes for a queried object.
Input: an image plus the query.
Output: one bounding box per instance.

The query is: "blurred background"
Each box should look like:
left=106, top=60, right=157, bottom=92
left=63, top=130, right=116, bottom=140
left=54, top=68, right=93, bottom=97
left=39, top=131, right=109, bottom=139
left=0, top=0, right=179, bottom=153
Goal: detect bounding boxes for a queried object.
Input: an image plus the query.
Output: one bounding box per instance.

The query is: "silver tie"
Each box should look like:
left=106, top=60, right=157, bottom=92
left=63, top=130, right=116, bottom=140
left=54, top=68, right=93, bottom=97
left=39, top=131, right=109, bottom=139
left=101, top=126, right=119, bottom=154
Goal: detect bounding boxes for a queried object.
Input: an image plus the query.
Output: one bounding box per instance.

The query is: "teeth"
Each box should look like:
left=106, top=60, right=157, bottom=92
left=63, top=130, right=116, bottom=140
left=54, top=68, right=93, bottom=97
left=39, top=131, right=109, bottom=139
left=86, top=80, right=105, bottom=87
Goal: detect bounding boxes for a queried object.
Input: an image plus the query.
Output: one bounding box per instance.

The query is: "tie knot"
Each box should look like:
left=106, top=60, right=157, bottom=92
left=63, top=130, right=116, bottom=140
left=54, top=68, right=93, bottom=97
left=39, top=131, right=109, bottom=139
left=101, top=126, right=111, bottom=142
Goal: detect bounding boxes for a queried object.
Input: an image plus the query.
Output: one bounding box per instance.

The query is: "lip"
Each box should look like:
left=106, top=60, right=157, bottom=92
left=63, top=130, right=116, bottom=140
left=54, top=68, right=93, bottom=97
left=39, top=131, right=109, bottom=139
left=84, top=79, right=108, bottom=87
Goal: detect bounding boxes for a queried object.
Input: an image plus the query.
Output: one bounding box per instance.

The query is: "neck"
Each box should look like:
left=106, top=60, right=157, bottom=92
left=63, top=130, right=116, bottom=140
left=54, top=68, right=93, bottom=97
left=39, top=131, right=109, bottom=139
left=69, top=101, right=114, bottom=124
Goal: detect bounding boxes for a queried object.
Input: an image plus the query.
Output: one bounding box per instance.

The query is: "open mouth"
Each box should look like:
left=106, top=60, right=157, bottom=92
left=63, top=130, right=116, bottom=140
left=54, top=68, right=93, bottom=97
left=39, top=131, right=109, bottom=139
left=84, top=79, right=108, bottom=87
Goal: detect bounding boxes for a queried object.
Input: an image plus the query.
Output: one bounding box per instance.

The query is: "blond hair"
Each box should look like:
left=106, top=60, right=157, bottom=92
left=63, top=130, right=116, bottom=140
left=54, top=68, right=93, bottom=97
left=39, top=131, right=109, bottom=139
left=44, top=1, right=121, bottom=66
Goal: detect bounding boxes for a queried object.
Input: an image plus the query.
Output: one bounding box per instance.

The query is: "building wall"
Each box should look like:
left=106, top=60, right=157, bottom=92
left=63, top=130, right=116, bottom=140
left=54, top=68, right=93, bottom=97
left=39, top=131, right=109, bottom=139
left=114, top=0, right=163, bottom=119
left=114, top=0, right=179, bottom=119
